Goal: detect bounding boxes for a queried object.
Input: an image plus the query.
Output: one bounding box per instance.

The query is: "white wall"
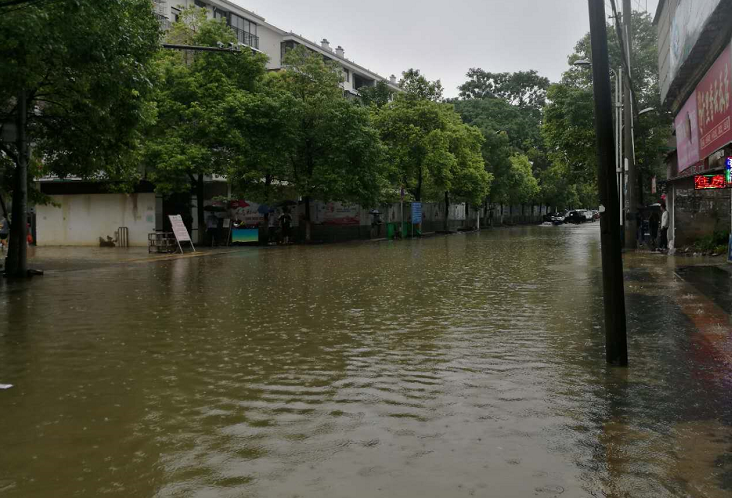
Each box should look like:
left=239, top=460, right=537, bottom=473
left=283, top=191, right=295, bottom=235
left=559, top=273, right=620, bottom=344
left=36, top=193, right=156, bottom=247
left=258, top=25, right=282, bottom=69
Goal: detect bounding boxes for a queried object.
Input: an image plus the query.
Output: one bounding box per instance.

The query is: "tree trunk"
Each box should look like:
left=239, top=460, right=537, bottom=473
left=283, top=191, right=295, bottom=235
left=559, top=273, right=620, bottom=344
left=263, top=174, right=272, bottom=244
left=443, top=191, right=450, bottom=232
left=196, top=174, right=205, bottom=245
left=6, top=88, right=28, bottom=278
left=304, top=196, right=311, bottom=242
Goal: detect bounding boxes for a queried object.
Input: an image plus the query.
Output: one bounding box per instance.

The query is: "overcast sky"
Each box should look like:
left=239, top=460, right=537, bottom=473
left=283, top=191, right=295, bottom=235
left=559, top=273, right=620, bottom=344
left=232, top=0, right=659, bottom=97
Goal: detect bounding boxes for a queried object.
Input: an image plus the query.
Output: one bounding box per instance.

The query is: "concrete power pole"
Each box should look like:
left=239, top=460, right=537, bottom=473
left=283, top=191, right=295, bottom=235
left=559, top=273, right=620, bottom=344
left=587, top=0, right=628, bottom=366
left=6, top=89, right=29, bottom=278
left=623, top=0, right=637, bottom=248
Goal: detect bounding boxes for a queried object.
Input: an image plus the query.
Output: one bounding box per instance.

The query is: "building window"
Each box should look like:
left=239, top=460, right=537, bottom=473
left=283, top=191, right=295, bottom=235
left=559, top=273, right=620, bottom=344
left=281, top=40, right=297, bottom=62
left=229, top=13, right=259, bottom=49
left=213, top=8, right=228, bottom=22
left=171, top=7, right=180, bottom=22
left=194, top=0, right=206, bottom=8
left=343, top=68, right=350, bottom=83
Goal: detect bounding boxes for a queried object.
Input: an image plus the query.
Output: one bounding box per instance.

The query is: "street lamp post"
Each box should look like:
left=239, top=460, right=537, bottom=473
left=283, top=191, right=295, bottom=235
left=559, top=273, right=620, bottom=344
left=575, top=60, right=624, bottom=233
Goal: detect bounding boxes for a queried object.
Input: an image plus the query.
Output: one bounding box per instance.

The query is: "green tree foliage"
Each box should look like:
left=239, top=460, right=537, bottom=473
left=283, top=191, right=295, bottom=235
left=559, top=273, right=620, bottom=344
left=505, top=154, right=540, bottom=205
left=0, top=0, right=160, bottom=181
left=273, top=45, right=386, bottom=240
left=458, top=69, right=550, bottom=113
left=543, top=11, right=671, bottom=205
left=454, top=95, right=545, bottom=207
left=454, top=69, right=552, bottom=208
left=373, top=96, right=491, bottom=214
left=143, top=8, right=269, bottom=239
left=359, top=80, right=394, bottom=108
left=454, top=98, right=541, bottom=156
left=223, top=78, right=298, bottom=207
left=399, top=69, right=444, bottom=102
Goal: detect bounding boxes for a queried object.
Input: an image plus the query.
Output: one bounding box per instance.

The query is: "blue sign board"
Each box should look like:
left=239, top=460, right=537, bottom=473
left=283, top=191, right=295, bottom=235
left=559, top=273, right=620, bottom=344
left=411, top=202, right=422, bottom=224
left=726, top=157, right=732, bottom=183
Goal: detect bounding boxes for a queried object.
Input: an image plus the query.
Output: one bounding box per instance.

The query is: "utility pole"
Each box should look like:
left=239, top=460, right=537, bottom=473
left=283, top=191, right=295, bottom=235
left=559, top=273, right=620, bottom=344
left=587, top=0, right=628, bottom=366
left=623, top=0, right=637, bottom=248
left=6, top=88, right=28, bottom=277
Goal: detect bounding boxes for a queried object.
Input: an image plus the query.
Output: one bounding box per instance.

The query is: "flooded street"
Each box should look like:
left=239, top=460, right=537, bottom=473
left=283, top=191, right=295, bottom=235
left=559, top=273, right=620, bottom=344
left=2, top=225, right=732, bottom=497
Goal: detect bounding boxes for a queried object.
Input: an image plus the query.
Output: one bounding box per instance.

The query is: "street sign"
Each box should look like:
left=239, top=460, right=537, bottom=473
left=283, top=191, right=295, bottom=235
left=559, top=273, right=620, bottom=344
left=168, top=214, right=196, bottom=253
left=411, top=202, right=422, bottom=224
left=694, top=174, right=727, bottom=190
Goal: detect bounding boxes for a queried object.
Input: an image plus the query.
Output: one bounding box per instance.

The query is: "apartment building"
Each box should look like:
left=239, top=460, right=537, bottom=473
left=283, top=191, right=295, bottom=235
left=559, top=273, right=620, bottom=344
left=154, top=0, right=401, bottom=97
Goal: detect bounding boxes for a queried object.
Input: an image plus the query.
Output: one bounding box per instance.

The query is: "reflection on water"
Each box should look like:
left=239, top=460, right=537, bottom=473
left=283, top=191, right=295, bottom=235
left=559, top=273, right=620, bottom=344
left=1, top=225, right=732, bottom=497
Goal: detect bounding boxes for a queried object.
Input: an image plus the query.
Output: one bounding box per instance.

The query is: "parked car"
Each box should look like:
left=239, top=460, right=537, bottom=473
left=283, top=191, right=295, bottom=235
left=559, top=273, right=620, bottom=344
left=566, top=210, right=586, bottom=224
left=551, top=211, right=569, bottom=225
left=583, top=210, right=594, bottom=222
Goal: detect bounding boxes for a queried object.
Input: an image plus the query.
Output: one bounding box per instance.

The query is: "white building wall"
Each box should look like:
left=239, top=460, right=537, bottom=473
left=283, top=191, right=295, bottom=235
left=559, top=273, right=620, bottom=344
left=258, top=25, right=282, bottom=69
left=36, top=193, right=156, bottom=247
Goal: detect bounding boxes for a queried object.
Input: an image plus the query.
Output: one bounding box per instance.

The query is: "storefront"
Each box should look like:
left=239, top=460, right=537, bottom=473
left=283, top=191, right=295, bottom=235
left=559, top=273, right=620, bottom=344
left=667, top=42, right=732, bottom=248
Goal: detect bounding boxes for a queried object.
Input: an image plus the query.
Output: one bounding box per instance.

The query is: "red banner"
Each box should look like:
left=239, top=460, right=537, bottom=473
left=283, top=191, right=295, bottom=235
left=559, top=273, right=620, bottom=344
left=697, top=44, right=732, bottom=159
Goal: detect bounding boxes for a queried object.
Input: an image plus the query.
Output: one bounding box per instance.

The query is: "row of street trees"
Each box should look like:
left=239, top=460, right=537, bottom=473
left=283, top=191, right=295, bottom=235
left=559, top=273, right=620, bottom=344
left=0, top=2, right=669, bottom=276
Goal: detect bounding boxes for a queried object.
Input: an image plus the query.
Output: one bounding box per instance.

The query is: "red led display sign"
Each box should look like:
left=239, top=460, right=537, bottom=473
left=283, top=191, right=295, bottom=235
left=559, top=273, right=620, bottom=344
left=694, top=174, right=728, bottom=190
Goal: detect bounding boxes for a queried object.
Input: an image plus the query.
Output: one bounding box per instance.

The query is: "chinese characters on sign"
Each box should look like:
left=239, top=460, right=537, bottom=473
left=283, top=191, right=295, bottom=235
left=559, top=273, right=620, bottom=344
left=411, top=202, right=422, bottom=224
left=697, top=44, right=732, bottom=159
left=694, top=174, right=728, bottom=190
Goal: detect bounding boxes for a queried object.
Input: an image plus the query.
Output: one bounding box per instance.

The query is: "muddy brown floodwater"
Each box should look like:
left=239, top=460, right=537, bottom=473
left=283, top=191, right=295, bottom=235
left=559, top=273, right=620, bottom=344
left=2, top=225, right=732, bottom=497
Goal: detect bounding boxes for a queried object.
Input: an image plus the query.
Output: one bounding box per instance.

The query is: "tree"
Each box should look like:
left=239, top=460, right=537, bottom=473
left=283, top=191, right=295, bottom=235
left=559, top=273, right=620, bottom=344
left=543, top=11, right=671, bottom=205
left=441, top=117, right=493, bottom=230
left=458, top=69, right=550, bottom=112
left=0, top=0, right=160, bottom=276
left=359, top=80, right=394, bottom=108
left=504, top=154, right=539, bottom=206
left=399, top=69, right=444, bottom=102
left=143, top=8, right=269, bottom=242
left=223, top=77, right=299, bottom=220
left=454, top=97, right=541, bottom=155
left=373, top=95, right=492, bottom=231
left=455, top=70, right=550, bottom=211
left=273, top=45, right=386, bottom=242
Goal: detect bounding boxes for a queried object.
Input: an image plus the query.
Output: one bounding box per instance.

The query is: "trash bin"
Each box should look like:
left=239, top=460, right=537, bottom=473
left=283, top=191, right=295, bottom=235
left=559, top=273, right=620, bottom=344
left=387, top=223, right=395, bottom=240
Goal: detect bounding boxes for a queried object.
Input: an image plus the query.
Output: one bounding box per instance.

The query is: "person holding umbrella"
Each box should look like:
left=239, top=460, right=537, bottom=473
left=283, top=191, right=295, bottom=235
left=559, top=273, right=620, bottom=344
left=279, top=207, right=293, bottom=245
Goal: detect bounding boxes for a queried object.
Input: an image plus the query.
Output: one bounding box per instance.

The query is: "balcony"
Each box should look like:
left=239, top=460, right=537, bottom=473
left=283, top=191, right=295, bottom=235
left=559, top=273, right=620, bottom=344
left=230, top=26, right=259, bottom=50
left=154, top=13, right=171, bottom=31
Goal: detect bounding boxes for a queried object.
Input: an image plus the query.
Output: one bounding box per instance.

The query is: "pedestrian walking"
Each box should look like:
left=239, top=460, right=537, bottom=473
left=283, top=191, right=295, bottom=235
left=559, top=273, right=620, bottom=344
left=649, top=210, right=659, bottom=249
left=206, top=212, right=219, bottom=247
left=279, top=208, right=292, bottom=245
left=659, top=203, right=669, bottom=251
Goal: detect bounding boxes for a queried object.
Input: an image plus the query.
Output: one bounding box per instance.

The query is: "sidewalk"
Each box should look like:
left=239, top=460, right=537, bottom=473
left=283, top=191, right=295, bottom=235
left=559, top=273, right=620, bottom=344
left=624, top=251, right=732, bottom=367
left=3, top=245, right=247, bottom=273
